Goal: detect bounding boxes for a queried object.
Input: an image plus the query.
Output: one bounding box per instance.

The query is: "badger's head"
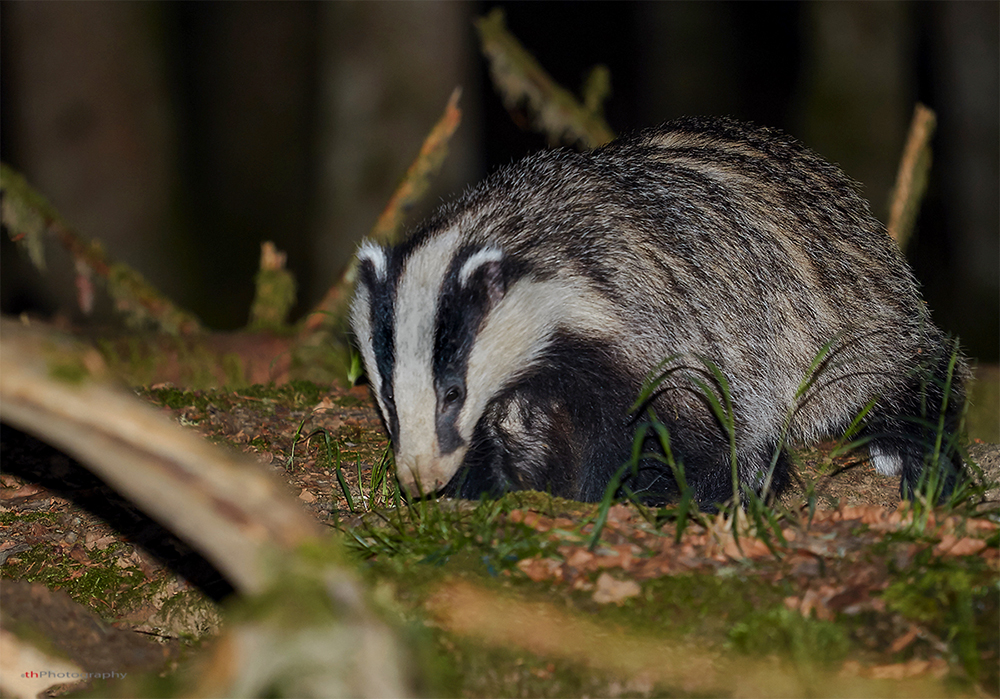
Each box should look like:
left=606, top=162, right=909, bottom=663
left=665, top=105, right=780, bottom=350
left=349, top=226, right=614, bottom=497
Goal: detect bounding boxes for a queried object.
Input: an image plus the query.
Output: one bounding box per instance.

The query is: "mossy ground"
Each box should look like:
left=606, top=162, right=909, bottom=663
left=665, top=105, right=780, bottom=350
left=3, top=378, right=998, bottom=697
left=341, top=490, right=997, bottom=697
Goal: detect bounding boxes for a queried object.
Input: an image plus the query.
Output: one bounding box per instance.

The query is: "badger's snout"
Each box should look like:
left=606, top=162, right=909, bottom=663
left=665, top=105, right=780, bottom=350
left=394, top=448, right=467, bottom=497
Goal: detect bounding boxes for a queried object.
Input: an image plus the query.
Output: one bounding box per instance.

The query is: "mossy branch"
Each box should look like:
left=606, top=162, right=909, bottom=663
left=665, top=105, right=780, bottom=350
left=475, top=8, right=615, bottom=149
left=0, top=318, right=414, bottom=696
left=1, top=163, right=203, bottom=335
left=0, top=318, right=319, bottom=594
left=301, top=87, right=463, bottom=335
left=887, top=103, right=937, bottom=251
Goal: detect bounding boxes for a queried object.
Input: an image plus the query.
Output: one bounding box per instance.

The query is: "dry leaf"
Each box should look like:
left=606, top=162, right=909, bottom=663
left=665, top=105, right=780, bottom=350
left=592, top=572, right=640, bottom=605
left=297, top=489, right=317, bottom=503
left=934, top=535, right=987, bottom=557
left=517, top=556, right=562, bottom=583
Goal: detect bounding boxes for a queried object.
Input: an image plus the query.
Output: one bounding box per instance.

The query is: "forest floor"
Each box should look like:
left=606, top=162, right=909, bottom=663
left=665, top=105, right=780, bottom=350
left=1, top=376, right=998, bottom=698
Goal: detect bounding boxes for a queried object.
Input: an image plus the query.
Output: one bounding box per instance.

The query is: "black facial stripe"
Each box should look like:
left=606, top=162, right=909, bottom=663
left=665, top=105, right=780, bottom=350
left=432, top=245, right=527, bottom=454
left=359, top=255, right=399, bottom=442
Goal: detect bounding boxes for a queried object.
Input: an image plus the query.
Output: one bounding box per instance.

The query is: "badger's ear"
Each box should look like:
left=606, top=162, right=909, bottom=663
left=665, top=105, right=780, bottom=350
left=355, top=239, right=389, bottom=288
left=458, top=247, right=508, bottom=309
left=477, top=258, right=506, bottom=309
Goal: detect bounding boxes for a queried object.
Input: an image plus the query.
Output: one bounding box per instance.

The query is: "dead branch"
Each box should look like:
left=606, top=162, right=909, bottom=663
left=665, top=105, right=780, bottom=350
left=0, top=164, right=203, bottom=335
left=0, top=316, right=414, bottom=696
left=248, top=241, right=297, bottom=331
left=301, top=87, right=463, bottom=336
left=887, top=103, right=937, bottom=251
left=475, top=8, right=615, bottom=149
left=0, top=317, right=317, bottom=594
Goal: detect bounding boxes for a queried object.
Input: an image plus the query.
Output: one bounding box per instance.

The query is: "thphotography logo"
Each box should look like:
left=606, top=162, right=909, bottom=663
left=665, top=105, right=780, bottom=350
left=22, top=670, right=128, bottom=680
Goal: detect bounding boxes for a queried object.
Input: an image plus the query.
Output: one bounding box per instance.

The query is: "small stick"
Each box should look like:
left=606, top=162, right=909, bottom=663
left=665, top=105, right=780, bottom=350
left=887, top=103, right=937, bottom=251
left=302, top=88, right=462, bottom=333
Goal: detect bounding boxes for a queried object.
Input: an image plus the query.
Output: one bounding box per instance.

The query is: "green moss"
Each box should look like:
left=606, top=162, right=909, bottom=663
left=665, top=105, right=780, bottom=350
left=240, top=379, right=327, bottom=406
left=3, top=541, right=149, bottom=623
left=139, top=380, right=330, bottom=416
left=47, top=356, right=91, bottom=384
left=882, top=557, right=998, bottom=685
left=1, top=162, right=63, bottom=269
left=153, top=590, right=222, bottom=641
left=728, top=606, right=850, bottom=667
left=0, top=511, right=58, bottom=526
left=139, top=386, right=213, bottom=411
left=967, top=364, right=1000, bottom=442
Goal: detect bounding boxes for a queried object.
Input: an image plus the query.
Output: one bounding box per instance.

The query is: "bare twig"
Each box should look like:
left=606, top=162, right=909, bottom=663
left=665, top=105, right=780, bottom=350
left=475, top=8, right=615, bottom=149
left=369, top=87, right=464, bottom=248
left=0, top=164, right=202, bottom=335
left=301, top=88, right=463, bottom=335
left=887, top=104, right=937, bottom=251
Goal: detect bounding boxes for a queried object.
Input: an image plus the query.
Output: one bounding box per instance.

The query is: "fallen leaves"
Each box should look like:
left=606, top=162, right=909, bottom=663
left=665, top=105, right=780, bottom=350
left=425, top=579, right=957, bottom=697
left=509, top=502, right=997, bottom=599
left=934, top=534, right=987, bottom=557
left=502, top=498, right=997, bottom=690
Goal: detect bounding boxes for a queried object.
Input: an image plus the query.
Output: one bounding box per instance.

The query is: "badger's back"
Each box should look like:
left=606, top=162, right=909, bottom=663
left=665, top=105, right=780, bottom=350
left=351, top=117, right=966, bottom=506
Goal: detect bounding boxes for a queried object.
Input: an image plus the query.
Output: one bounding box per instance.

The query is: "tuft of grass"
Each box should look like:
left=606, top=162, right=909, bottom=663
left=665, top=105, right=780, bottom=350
left=587, top=411, right=702, bottom=550
left=598, top=337, right=979, bottom=555
left=892, top=340, right=989, bottom=533
left=320, top=433, right=398, bottom=514
left=326, top=436, right=546, bottom=576
left=622, top=352, right=798, bottom=552
left=342, top=492, right=550, bottom=577
left=728, top=606, right=850, bottom=668
left=325, top=432, right=355, bottom=512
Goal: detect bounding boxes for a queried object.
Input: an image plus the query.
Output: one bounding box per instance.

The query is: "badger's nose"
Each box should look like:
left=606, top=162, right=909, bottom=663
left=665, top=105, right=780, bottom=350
left=395, top=453, right=446, bottom=496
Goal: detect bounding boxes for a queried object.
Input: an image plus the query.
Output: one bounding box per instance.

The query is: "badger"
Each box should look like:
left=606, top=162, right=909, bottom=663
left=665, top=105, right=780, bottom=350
left=350, top=116, right=967, bottom=508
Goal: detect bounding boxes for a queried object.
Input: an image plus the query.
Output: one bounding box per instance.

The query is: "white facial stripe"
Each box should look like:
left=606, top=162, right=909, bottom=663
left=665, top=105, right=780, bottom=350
left=349, top=283, right=384, bottom=415
left=392, top=227, right=465, bottom=467
left=460, top=276, right=621, bottom=437
left=357, top=239, right=388, bottom=281
left=459, top=246, right=504, bottom=286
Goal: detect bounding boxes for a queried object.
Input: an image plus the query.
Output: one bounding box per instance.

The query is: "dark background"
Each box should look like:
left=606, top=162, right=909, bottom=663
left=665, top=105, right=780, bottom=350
left=2, top=1, right=997, bottom=361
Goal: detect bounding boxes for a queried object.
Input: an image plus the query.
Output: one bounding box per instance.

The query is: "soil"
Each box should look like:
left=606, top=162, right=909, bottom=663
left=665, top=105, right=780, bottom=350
left=1, top=380, right=997, bottom=696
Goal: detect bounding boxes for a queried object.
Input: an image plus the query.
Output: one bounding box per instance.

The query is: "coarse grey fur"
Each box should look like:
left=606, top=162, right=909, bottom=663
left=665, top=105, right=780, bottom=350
left=350, top=116, right=968, bottom=508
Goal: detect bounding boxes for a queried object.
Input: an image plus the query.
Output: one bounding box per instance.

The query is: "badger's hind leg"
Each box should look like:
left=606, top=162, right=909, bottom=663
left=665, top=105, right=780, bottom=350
left=676, top=446, right=792, bottom=511
left=867, top=426, right=963, bottom=502
left=636, top=418, right=793, bottom=511
left=868, top=430, right=962, bottom=501
left=863, top=357, right=966, bottom=502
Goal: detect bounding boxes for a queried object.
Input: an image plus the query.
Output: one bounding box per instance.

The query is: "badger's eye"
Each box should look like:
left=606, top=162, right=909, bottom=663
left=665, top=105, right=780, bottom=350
left=442, top=385, right=463, bottom=408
